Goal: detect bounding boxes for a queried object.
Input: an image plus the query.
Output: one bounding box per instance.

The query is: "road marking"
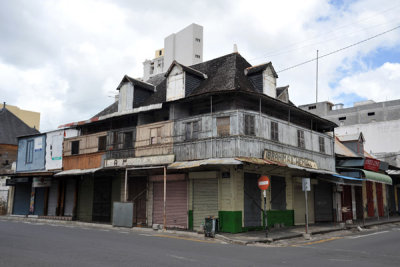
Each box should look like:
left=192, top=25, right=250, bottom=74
left=293, top=237, right=343, bottom=246
left=169, top=254, right=196, bottom=262
left=154, top=234, right=216, bottom=244
left=119, top=231, right=129, bottom=234
left=348, top=230, right=389, bottom=239
left=139, top=234, right=154, bottom=236
left=98, top=229, right=110, bottom=232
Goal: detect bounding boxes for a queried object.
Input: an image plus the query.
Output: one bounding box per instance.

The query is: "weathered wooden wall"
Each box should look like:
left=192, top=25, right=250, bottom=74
left=63, top=152, right=104, bottom=170
left=173, top=110, right=335, bottom=171
left=64, top=131, right=107, bottom=156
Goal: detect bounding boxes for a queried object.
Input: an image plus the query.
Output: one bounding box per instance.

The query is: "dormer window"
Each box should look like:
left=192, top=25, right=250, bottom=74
left=116, top=75, right=155, bottom=113
left=165, top=61, right=207, bottom=102
left=245, top=62, right=278, bottom=98
left=166, top=65, right=185, bottom=101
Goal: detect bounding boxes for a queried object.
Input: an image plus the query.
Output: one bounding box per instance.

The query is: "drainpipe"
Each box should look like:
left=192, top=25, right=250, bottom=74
left=210, top=96, right=213, bottom=158
left=163, top=165, right=167, bottom=230
left=124, top=168, right=128, bottom=202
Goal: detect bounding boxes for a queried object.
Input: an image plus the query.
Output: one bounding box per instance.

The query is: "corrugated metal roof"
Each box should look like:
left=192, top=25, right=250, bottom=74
left=335, top=136, right=357, bottom=157
left=168, top=158, right=242, bottom=169
left=54, top=168, right=102, bottom=176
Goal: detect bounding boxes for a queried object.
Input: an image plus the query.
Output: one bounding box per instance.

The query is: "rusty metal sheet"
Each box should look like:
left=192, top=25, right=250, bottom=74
left=168, top=158, right=242, bottom=169
left=236, top=156, right=286, bottom=167
left=54, top=168, right=102, bottom=176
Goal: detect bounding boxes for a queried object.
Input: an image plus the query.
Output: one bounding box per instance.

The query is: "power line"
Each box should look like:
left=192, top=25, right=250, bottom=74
left=276, top=25, right=400, bottom=73
left=249, top=4, right=400, bottom=62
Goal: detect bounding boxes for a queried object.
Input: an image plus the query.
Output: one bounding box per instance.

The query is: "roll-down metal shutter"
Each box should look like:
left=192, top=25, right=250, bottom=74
left=33, top=187, right=46, bottom=216
left=193, top=179, right=218, bottom=229
left=244, top=173, right=261, bottom=227
left=64, top=179, right=76, bottom=216
left=153, top=180, right=188, bottom=228
left=47, top=179, right=59, bottom=216
left=13, top=183, right=32, bottom=215
left=314, top=181, right=333, bottom=222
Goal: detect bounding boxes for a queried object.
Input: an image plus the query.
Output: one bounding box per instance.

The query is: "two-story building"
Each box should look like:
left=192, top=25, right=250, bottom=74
left=58, top=53, right=339, bottom=232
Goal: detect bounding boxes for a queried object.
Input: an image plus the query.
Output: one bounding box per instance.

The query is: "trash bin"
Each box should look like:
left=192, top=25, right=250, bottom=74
left=204, top=216, right=218, bottom=237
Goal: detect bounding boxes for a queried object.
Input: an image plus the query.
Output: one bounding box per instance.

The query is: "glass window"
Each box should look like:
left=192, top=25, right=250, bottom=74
left=26, top=140, right=34, bottom=163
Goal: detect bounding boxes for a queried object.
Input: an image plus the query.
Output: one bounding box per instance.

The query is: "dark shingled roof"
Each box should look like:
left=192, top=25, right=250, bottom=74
left=116, top=75, right=155, bottom=91
left=139, top=53, right=257, bottom=106
left=0, top=108, right=39, bottom=145
left=244, top=62, right=278, bottom=78
left=276, top=85, right=289, bottom=97
left=165, top=61, right=207, bottom=79
left=89, top=53, right=335, bottom=130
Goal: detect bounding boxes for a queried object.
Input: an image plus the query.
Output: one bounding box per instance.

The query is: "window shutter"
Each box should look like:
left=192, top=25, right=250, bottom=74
left=193, top=121, right=199, bottom=139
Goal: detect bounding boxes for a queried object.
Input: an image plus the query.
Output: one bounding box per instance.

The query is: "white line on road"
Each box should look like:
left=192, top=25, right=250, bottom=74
left=169, top=254, right=195, bottom=262
left=98, top=229, right=110, bottom=232
left=139, top=234, right=154, bottom=236
left=348, top=231, right=389, bottom=239
left=119, top=231, right=129, bottom=234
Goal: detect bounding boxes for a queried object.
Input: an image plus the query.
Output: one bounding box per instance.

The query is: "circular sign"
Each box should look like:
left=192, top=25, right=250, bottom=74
left=258, top=176, right=270, bottom=190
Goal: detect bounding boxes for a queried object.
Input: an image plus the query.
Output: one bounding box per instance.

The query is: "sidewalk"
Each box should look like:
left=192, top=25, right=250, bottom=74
left=216, top=215, right=400, bottom=245
left=2, top=214, right=400, bottom=246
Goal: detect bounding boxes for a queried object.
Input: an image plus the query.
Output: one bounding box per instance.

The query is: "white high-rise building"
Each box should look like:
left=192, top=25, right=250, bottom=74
left=143, top=23, right=203, bottom=81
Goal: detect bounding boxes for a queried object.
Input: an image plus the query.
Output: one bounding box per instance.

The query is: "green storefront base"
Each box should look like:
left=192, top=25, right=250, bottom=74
left=263, top=210, right=294, bottom=228
left=218, top=211, right=242, bottom=233
left=188, top=210, right=193, bottom=230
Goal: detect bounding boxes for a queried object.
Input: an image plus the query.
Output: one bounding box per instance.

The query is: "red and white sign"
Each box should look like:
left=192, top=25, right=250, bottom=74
left=258, top=176, right=270, bottom=190
left=364, top=158, right=380, bottom=172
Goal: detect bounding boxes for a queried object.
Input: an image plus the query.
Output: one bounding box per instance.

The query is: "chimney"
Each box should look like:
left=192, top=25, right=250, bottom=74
left=233, top=44, right=238, bottom=53
left=2, top=102, right=5, bottom=110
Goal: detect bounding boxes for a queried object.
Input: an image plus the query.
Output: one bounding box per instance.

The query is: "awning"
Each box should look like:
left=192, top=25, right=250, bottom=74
left=168, top=158, right=242, bottom=169
left=54, top=168, right=103, bottom=176
left=387, top=169, right=400, bottom=175
left=361, top=169, right=392, bottom=185
left=338, top=167, right=392, bottom=185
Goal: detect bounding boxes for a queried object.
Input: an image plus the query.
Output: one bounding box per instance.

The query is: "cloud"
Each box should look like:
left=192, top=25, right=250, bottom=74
left=332, top=62, right=400, bottom=103
left=0, top=0, right=399, bottom=131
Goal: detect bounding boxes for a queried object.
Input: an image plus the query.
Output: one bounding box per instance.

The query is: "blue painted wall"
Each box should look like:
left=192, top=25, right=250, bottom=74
left=16, top=135, right=46, bottom=172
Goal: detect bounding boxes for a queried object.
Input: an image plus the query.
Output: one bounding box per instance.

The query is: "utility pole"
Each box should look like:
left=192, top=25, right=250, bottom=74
left=316, top=50, right=319, bottom=103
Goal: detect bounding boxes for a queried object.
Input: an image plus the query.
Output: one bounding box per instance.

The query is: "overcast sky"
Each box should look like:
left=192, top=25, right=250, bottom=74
left=1, top=0, right=400, bottom=131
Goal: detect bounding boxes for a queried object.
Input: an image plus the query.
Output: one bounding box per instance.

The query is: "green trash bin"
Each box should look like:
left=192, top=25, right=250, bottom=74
left=204, top=216, right=218, bottom=237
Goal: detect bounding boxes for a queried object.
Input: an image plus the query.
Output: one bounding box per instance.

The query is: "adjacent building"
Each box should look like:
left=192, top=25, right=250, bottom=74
left=0, top=104, right=39, bottom=214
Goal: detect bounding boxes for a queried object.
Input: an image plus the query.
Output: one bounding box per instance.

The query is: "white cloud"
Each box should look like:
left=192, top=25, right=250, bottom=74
left=333, top=62, right=400, bottom=102
left=0, top=0, right=400, bottom=131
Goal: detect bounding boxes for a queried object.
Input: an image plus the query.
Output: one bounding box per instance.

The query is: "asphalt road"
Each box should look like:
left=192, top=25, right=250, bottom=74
left=1, top=219, right=400, bottom=266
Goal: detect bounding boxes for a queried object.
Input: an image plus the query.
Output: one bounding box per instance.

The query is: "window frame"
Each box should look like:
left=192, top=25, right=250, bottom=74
left=185, top=121, right=200, bottom=141
left=98, top=136, right=107, bottom=151
left=244, top=114, right=255, bottom=136
left=71, top=140, right=80, bottom=155
left=297, top=130, right=305, bottom=149
left=319, top=136, right=325, bottom=153
left=217, top=116, right=230, bottom=137
left=271, top=121, right=279, bottom=141
left=25, top=140, right=34, bottom=164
